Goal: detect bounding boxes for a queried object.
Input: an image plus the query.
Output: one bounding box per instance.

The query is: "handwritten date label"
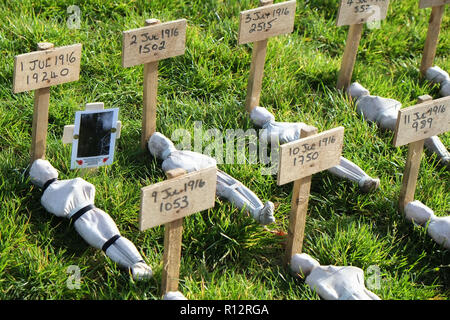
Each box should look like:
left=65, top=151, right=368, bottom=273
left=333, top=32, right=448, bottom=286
left=122, top=19, right=187, bottom=68
left=393, top=96, right=450, bottom=147
left=139, top=166, right=216, bottom=230
left=277, top=127, right=345, bottom=185
left=419, top=0, right=450, bottom=9
left=336, top=0, right=390, bottom=27
left=13, top=44, right=82, bottom=93
left=238, top=0, right=296, bottom=45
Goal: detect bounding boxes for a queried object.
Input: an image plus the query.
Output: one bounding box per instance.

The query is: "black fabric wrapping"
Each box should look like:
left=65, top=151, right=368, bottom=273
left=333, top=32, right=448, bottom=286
left=102, top=234, right=121, bottom=252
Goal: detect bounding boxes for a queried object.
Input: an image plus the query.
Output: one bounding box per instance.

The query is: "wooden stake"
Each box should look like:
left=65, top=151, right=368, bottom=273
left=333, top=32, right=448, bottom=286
left=141, top=19, right=161, bottom=150
left=420, top=5, right=445, bottom=76
left=336, top=23, right=363, bottom=91
left=244, top=0, right=273, bottom=113
left=161, top=218, right=184, bottom=294
left=161, top=168, right=187, bottom=295
left=30, top=42, right=54, bottom=163
left=284, top=126, right=318, bottom=265
left=398, top=140, right=424, bottom=212
left=398, top=95, right=433, bottom=212
left=245, top=39, right=269, bottom=112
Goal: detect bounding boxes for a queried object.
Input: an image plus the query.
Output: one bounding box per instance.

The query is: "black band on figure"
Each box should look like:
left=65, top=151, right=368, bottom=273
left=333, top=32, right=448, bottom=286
left=70, top=204, right=95, bottom=224
left=102, top=234, right=121, bottom=253
left=42, top=178, right=57, bottom=194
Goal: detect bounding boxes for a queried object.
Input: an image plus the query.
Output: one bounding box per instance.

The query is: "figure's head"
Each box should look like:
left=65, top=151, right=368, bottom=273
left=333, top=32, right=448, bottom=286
left=405, top=200, right=434, bottom=226
left=29, top=159, right=58, bottom=188
left=250, top=106, right=275, bottom=127
left=290, top=253, right=320, bottom=276
left=348, top=82, right=370, bottom=99
left=425, top=66, right=450, bottom=83
left=148, top=132, right=177, bottom=160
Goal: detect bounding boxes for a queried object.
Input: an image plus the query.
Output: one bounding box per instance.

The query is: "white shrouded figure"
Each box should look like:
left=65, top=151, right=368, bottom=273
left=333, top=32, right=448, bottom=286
left=348, top=82, right=449, bottom=166
left=290, top=253, right=381, bottom=300
left=148, top=132, right=275, bottom=225
left=29, top=159, right=153, bottom=280
left=250, top=106, right=381, bottom=193
left=425, top=66, right=450, bottom=97
left=405, top=200, right=450, bottom=250
left=163, top=291, right=188, bottom=300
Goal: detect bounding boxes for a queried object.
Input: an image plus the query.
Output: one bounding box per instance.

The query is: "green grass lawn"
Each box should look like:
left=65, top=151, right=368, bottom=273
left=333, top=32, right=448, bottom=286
left=0, top=0, right=449, bottom=300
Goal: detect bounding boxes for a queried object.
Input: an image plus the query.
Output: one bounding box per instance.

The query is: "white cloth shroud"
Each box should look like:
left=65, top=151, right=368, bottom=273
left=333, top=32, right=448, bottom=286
left=249, top=106, right=380, bottom=192
left=163, top=291, right=188, bottom=300
left=348, top=82, right=449, bottom=166
left=29, top=159, right=152, bottom=280
left=148, top=132, right=275, bottom=225
left=405, top=200, right=450, bottom=250
left=290, top=253, right=381, bottom=300
left=425, top=66, right=450, bottom=97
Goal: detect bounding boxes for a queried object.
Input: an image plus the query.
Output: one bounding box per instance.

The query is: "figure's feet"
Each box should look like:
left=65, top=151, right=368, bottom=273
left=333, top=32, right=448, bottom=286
left=255, top=201, right=275, bottom=225
left=358, top=177, right=380, bottom=193
left=163, top=291, right=188, bottom=300
left=130, top=261, right=153, bottom=281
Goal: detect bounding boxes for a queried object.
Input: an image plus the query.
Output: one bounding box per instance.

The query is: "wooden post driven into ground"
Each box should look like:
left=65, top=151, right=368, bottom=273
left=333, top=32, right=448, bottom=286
left=122, top=18, right=187, bottom=149
left=13, top=42, right=82, bottom=163
left=336, top=23, right=363, bottom=91
left=419, top=0, right=449, bottom=75
left=335, top=0, right=390, bottom=90
left=397, top=95, right=431, bottom=212
left=161, top=168, right=187, bottom=294
left=393, top=95, right=450, bottom=212
left=142, top=19, right=161, bottom=150
left=283, top=126, right=317, bottom=264
left=277, top=126, right=345, bottom=265
left=243, top=0, right=272, bottom=113
left=139, top=166, right=216, bottom=296
left=31, top=43, right=53, bottom=163
left=238, top=0, right=297, bottom=113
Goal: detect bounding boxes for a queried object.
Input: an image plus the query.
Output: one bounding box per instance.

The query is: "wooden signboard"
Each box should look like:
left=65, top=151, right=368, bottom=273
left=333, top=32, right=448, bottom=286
left=12, top=42, right=82, bottom=163
left=13, top=43, right=82, bottom=93
left=419, top=0, right=448, bottom=75
left=238, top=0, right=296, bottom=45
left=122, top=19, right=187, bottom=149
left=139, top=166, right=216, bottom=230
left=394, top=95, right=450, bottom=212
left=122, top=19, right=187, bottom=68
left=393, top=96, right=450, bottom=147
left=277, top=127, right=345, bottom=185
left=139, top=167, right=216, bottom=296
left=277, top=126, right=344, bottom=265
left=336, top=0, right=390, bottom=27
left=239, top=0, right=296, bottom=113
left=336, top=0, right=390, bottom=90
left=419, top=0, right=450, bottom=9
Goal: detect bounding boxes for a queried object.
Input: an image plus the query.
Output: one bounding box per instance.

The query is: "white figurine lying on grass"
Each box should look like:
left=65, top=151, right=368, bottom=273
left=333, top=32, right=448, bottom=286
left=290, top=253, right=381, bottom=300
left=405, top=200, right=450, bottom=250
left=425, top=66, right=450, bottom=97
left=163, top=291, right=188, bottom=300
left=148, top=132, right=275, bottom=225
left=250, top=106, right=380, bottom=193
left=348, top=82, right=449, bottom=166
left=29, top=159, right=153, bottom=280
